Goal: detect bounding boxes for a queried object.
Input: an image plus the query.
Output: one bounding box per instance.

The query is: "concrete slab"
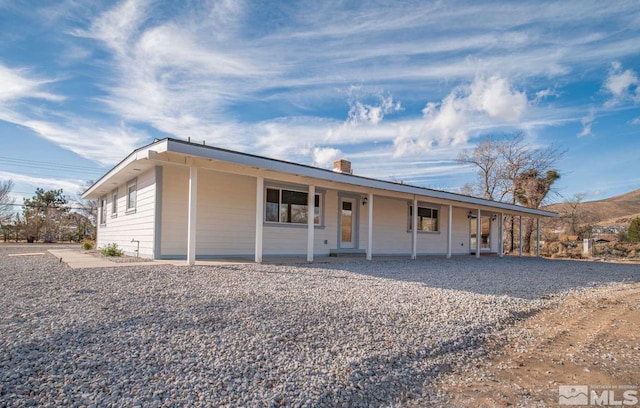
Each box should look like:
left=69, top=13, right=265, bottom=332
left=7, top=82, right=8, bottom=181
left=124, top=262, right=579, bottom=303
left=47, top=248, right=426, bottom=269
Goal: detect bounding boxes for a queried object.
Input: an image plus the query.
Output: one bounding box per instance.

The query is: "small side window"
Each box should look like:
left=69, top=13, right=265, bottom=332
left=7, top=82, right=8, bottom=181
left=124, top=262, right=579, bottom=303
left=99, top=196, right=107, bottom=225
left=126, top=179, right=137, bottom=213
left=111, top=188, right=118, bottom=217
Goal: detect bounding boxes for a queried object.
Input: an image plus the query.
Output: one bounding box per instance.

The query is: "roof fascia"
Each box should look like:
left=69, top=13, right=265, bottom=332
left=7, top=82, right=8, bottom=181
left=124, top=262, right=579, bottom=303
left=81, top=139, right=169, bottom=199
left=165, top=139, right=557, bottom=218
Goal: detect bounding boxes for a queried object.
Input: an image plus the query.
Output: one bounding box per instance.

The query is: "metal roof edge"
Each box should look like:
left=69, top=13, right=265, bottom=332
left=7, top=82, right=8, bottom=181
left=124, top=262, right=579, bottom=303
left=81, top=139, right=168, bottom=199
left=164, top=138, right=558, bottom=218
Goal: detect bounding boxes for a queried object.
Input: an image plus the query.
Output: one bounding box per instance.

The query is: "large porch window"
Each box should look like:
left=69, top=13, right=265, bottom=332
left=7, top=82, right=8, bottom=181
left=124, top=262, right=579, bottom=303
left=408, top=205, right=439, bottom=232
left=265, top=187, right=321, bottom=225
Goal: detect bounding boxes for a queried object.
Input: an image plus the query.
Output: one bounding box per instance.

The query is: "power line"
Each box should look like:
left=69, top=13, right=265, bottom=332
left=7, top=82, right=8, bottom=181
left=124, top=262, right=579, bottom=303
left=0, top=156, right=104, bottom=172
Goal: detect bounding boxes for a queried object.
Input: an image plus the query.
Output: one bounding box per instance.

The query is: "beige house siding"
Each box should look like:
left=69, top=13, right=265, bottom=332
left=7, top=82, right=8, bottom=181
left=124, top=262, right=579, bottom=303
left=96, top=168, right=156, bottom=258
left=451, top=207, right=472, bottom=254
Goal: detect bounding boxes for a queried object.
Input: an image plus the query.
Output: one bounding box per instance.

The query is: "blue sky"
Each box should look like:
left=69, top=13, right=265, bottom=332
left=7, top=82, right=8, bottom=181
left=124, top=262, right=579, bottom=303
left=1, top=0, right=639, bottom=207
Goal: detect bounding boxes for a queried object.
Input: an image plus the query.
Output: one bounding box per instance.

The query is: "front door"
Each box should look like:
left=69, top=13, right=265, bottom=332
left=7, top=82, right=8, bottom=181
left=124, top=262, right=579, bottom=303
left=470, top=216, right=491, bottom=253
left=339, top=198, right=357, bottom=249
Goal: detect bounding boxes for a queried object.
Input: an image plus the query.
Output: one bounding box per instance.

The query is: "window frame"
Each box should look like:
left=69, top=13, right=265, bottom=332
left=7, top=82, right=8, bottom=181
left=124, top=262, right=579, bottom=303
left=408, top=203, right=440, bottom=233
left=99, top=196, right=107, bottom=226
left=126, top=178, right=137, bottom=214
left=111, top=188, right=118, bottom=217
left=264, top=185, right=323, bottom=227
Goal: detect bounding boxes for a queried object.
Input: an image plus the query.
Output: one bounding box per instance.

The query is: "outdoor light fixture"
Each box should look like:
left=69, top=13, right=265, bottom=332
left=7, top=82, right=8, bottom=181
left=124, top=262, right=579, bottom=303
left=492, top=214, right=497, bottom=221
left=467, top=211, right=473, bottom=219
left=362, top=196, right=368, bottom=206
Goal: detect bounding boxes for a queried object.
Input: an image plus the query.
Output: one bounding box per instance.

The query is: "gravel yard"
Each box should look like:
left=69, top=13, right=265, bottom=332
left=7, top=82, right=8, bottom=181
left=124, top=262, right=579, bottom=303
left=1, top=245, right=638, bottom=407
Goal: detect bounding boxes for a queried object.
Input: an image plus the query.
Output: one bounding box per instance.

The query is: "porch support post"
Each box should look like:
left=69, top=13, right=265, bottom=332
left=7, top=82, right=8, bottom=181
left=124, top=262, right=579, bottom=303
left=255, top=176, right=264, bottom=263
left=446, top=204, right=452, bottom=259
left=536, top=217, right=541, bottom=257
left=187, top=164, right=198, bottom=266
left=476, top=208, right=481, bottom=258
left=307, top=184, right=315, bottom=262
left=411, top=197, right=418, bottom=260
left=498, top=213, right=504, bottom=258
left=519, top=216, right=523, bottom=256
left=366, top=192, right=373, bottom=261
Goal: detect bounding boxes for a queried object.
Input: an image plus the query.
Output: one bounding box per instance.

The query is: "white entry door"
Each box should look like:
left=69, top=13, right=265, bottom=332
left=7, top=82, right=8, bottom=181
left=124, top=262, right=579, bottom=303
left=340, top=198, right=357, bottom=249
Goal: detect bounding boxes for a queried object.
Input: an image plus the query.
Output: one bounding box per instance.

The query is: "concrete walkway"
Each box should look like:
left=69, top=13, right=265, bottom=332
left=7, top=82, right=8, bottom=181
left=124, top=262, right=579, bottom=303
left=47, top=249, right=259, bottom=269
left=46, top=248, right=375, bottom=269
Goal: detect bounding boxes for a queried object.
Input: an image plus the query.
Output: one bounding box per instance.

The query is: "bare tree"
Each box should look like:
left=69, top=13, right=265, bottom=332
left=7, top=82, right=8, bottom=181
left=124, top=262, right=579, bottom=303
left=76, top=180, right=97, bottom=240
left=457, top=134, right=565, bottom=253
left=0, top=180, right=15, bottom=223
left=557, top=193, right=594, bottom=238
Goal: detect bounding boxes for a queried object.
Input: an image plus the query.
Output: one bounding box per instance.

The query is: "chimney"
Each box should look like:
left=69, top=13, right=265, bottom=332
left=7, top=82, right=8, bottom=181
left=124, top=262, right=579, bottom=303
left=333, top=159, right=352, bottom=174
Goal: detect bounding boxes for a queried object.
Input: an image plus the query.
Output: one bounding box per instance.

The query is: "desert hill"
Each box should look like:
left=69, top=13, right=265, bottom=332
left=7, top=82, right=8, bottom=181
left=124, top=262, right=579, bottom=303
left=545, top=189, right=640, bottom=226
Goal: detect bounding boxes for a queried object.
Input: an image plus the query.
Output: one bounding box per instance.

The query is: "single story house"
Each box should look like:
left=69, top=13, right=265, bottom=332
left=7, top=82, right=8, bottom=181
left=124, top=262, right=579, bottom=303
left=83, top=138, right=557, bottom=264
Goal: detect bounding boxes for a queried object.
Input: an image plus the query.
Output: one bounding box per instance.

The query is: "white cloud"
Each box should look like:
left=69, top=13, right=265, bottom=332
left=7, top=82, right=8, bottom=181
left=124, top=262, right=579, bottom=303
left=578, top=107, right=596, bottom=137
left=83, top=0, right=149, bottom=55
left=630, top=117, right=640, bottom=125
left=0, top=63, right=63, bottom=103
left=0, top=108, right=148, bottom=165
left=346, top=89, right=402, bottom=126
left=533, top=88, right=559, bottom=104
left=603, top=61, right=639, bottom=106
left=312, top=147, right=342, bottom=167
left=0, top=171, right=82, bottom=194
left=393, top=75, right=529, bottom=157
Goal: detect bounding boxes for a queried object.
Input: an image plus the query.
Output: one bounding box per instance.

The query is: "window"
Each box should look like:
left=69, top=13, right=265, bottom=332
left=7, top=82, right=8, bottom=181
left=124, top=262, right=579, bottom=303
left=99, top=196, right=107, bottom=225
left=111, top=188, right=118, bottom=217
left=126, top=179, right=137, bottom=212
left=265, top=187, right=321, bottom=225
left=409, top=205, right=439, bottom=232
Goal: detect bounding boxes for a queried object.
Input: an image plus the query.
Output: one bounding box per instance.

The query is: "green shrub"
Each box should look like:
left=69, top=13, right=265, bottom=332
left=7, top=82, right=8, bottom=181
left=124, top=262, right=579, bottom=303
left=82, top=240, right=94, bottom=250
left=101, top=243, right=124, bottom=257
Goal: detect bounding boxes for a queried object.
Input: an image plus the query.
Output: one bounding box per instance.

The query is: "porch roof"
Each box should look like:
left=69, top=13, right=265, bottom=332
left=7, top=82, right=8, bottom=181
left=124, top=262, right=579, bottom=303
left=83, top=137, right=558, bottom=218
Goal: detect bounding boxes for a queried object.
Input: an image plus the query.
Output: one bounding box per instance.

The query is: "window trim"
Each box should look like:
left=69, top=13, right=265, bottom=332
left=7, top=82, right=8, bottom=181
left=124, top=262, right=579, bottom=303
left=407, top=203, right=440, bottom=233
left=264, top=184, right=324, bottom=227
left=111, top=188, right=118, bottom=218
left=126, top=178, right=137, bottom=214
left=99, top=196, right=107, bottom=226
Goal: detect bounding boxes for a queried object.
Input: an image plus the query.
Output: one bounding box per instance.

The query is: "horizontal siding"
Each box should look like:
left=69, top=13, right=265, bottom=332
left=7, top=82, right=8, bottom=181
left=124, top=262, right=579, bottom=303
left=97, top=168, right=156, bottom=258
left=451, top=207, right=471, bottom=254
left=196, top=170, right=255, bottom=255
left=372, top=196, right=411, bottom=255
left=161, top=167, right=335, bottom=257
left=161, top=166, right=189, bottom=256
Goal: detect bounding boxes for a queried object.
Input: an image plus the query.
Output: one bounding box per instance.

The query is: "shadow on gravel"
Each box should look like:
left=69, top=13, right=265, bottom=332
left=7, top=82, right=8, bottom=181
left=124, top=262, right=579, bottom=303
left=0, top=302, right=492, bottom=407
left=301, top=256, right=640, bottom=300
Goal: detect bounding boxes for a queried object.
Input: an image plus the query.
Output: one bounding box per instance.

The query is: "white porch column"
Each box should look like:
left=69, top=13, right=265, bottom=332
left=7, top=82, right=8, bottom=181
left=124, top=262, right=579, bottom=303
left=498, top=213, right=504, bottom=258
left=519, top=216, right=523, bottom=256
left=366, top=192, right=373, bottom=261
left=187, top=164, right=198, bottom=265
left=446, top=204, right=452, bottom=259
left=476, top=208, right=481, bottom=258
left=255, top=176, right=264, bottom=263
left=411, top=197, right=418, bottom=260
left=536, top=217, right=541, bottom=257
left=307, top=184, right=315, bottom=262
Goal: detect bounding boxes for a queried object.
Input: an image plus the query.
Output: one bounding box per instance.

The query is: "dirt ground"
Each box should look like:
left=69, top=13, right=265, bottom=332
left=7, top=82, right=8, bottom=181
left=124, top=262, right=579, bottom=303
left=437, top=282, right=640, bottom=407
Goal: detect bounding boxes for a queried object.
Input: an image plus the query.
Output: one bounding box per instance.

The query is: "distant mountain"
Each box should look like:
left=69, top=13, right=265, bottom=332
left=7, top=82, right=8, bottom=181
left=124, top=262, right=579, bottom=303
left=545, top=189, right=640, bottom=226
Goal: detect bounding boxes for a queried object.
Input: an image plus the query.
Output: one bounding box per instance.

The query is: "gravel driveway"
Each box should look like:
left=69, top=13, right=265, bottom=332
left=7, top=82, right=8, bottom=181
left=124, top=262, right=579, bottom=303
left=1, top=245, right=638, bottom=407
